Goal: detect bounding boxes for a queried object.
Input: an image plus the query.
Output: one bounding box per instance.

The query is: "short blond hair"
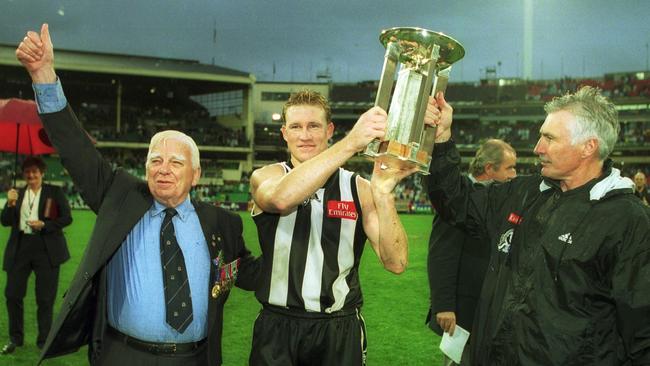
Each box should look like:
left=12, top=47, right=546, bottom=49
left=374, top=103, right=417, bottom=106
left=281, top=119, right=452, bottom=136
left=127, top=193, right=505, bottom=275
left=282, top=90, right=331, bottom=123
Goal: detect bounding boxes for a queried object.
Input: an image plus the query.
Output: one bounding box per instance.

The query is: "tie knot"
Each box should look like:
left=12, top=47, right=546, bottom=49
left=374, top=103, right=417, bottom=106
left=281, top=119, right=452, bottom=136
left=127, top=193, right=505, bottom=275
left=164, top=207, right=178, bottom=218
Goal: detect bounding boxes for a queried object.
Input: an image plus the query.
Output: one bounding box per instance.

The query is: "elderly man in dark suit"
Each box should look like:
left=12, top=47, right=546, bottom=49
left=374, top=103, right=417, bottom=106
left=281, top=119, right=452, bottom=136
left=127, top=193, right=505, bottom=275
left=16, top=24, right=259, bottom=366
left=1, top=156, right=72, bottom=354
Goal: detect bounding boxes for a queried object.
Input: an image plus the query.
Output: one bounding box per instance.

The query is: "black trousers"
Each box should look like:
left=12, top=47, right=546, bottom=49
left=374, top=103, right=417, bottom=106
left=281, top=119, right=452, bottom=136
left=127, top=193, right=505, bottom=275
left=4, top=234, right=60, bottom=346
left=249, top=306, right=368, bottom=366
left=94, top=327, right=208, bottom=366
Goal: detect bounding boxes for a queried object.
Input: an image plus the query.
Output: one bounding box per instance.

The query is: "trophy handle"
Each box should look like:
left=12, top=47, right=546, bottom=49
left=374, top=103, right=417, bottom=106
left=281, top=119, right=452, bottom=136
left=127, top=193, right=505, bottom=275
left=374, top=42, right=399, bottom=110
left=365, top=42, right=400, bottom=157
left=410, top=44, right=441, bottom=147
left=419, top=66, right=452, bottom=156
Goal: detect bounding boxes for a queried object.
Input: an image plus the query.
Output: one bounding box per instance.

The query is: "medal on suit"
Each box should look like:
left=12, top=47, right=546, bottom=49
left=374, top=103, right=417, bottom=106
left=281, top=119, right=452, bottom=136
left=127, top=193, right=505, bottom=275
left=211, top=251, right=224, bottom=298
left=211, top=283, right=222, bottom=298
left=211, top=250, right=241, bottom=298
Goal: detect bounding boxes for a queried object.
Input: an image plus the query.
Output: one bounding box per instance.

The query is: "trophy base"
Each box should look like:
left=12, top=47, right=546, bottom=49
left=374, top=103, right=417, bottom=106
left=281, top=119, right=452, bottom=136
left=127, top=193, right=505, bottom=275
left=362, top=140, right=431, bottom=175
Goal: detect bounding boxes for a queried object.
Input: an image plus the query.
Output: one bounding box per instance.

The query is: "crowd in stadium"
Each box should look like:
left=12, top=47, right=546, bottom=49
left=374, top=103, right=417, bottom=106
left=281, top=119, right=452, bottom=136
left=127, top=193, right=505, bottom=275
left=75, top=103, right=248, bottom=147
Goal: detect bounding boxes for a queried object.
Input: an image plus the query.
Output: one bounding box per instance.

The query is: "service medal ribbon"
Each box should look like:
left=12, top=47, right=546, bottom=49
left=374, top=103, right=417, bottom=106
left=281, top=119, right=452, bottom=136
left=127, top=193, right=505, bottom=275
left=211, top=252, right=241, bottom=298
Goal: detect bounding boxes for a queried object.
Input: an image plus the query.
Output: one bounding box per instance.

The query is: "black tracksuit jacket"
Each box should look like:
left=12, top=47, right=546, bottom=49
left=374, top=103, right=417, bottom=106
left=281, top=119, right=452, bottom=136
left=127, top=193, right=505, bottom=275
left=427, top=141, right=650, bottom=365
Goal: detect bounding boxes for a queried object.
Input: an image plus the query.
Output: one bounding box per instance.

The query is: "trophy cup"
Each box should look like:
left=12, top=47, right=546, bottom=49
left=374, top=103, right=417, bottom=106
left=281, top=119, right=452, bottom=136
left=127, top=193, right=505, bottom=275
left=363, top=27, right=465, bottom=174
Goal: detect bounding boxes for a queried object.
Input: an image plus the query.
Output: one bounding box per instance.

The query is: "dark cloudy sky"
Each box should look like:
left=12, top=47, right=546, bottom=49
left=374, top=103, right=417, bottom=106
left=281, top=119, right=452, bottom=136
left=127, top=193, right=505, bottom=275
left=1, top=0, right=649, bottom=83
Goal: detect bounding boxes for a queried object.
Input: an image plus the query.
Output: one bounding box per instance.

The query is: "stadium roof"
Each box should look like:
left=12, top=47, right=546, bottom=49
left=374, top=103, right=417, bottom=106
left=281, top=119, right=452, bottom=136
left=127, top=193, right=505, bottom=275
left=0, top=44, right=255, bottom=85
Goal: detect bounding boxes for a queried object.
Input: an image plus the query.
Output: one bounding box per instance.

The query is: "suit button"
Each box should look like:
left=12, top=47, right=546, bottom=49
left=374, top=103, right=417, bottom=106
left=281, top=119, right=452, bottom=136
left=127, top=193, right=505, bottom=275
left=83, top=272, right=90, bottom=281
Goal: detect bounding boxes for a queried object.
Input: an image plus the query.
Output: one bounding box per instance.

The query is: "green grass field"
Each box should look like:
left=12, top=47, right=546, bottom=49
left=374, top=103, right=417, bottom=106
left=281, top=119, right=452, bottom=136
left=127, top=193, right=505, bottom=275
left=0, top=210, right=442, bottom=365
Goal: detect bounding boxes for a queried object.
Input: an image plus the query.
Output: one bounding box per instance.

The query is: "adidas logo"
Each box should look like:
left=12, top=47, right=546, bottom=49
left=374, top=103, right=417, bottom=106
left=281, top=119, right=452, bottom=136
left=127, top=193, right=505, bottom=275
left=558, top=233, right=573, bottom=244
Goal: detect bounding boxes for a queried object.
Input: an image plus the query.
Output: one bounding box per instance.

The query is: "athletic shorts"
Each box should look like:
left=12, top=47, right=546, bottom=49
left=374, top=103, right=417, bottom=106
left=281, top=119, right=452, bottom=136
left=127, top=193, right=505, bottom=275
left=249, top=305, right=367, bottom=366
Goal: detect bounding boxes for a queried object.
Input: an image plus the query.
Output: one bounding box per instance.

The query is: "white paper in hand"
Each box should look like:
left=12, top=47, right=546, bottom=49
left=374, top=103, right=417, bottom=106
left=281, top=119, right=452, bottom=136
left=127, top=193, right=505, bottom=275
left=439, top=325, right=470, bottom=364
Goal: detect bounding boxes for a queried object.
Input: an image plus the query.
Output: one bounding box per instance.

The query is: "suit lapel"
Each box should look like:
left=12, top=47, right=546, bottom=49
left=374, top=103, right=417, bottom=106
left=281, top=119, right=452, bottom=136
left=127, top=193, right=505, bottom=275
left=37, top=185, right=48, bottom=219
left=192, top=200, right=227, bottom=339
left=193, top=200, right=221, bottom=259
left=96, top=184, right=154, bottom=264
left=15, top=188, right=26, bottom=222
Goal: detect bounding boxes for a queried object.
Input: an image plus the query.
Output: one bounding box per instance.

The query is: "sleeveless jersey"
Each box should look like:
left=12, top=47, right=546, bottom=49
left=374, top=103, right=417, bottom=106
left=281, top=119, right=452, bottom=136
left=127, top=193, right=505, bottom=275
left=253, top=163, right=368, bottom=313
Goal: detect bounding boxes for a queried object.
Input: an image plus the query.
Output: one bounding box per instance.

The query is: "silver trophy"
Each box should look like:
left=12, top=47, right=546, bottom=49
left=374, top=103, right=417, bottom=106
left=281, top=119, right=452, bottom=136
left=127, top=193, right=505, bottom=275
left=363, top=27, right=465, bottom=174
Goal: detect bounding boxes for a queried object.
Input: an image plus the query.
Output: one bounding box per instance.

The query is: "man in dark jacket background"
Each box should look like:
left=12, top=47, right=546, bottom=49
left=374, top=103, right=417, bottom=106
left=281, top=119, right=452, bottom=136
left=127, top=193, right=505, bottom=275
left=426, top=87, right=650, bottom=365
left=426, top=139, right=517, bottom=366
left=633, top=170, right=649, bottom=205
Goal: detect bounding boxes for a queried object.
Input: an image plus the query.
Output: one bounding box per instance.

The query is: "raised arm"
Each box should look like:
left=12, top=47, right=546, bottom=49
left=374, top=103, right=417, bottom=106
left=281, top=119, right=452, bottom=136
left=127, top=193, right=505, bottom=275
left=359, top=161, right=418, bottom=274
left=16, top=24, right=115, bottom=212
left=425, top=92, right=472, bottom=222
left=252, top=107, right=388, bottom=215
left=355, top=94, right=451, bottom=274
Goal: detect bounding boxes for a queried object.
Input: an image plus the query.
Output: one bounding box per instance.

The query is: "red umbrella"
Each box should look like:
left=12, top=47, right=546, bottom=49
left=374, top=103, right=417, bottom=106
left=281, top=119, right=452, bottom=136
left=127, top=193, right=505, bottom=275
left=0, top=98, right=55, bottom=155
left=0, top=98, right=56, bottom=186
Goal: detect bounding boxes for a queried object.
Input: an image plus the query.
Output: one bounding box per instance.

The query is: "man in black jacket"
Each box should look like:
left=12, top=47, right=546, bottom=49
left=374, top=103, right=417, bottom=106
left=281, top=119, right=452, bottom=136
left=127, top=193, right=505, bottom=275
left=633, top=170, right=649, bottom=205
left=426, top=87, right=650, bottom=365
left=1, top=157, right=72, bottom=354
left=426, top=139, right=516, bottom=366
left=17, top=24, right=259, bottom=366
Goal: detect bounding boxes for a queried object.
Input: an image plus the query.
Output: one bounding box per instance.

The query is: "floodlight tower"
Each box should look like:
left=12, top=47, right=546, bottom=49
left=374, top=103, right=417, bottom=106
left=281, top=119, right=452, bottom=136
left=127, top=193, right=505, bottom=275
left=523, top=0, right=533, bottom=80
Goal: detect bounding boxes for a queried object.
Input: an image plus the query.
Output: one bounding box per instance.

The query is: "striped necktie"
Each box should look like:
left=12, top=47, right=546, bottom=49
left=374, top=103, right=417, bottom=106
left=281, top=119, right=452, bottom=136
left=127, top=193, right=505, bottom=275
left=160, top=208, right=193, bottom=332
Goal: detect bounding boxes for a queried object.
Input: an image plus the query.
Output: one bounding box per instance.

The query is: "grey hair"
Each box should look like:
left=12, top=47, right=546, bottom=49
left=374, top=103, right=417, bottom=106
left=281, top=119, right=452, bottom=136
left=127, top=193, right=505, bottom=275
left=146, top=130, right=200, bottom=170
left=544, top=86, right=619, bottom=160
left=469, top=139, right=515, bottom=176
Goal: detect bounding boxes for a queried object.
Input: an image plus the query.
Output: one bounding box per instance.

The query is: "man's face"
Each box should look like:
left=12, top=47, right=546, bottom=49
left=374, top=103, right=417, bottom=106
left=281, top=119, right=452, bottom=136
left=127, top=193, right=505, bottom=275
left=281, top=105, right=334, bottom=165
left=146, top=139, right=200, bottom=207
left=634, top=173, right=647, bottom=189
left=487, top=150, right=517, bottom=182
left=23, top=166, right=43, bottom=190
left=534, top=110, right=585, bottom=180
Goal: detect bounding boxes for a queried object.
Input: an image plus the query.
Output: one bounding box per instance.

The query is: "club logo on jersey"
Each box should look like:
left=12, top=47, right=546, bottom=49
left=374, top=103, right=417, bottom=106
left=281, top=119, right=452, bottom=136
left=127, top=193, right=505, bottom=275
left=327, top=200, right=358, bottom=220
left=558, top=233, right=573, bottom=244
left=497, top=228, right=514, bottom=253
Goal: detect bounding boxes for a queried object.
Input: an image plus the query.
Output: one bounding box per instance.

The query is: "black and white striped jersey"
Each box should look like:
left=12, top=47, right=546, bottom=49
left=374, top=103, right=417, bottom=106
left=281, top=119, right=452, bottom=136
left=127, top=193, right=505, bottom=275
left=253, top=162, right=368, bottom=313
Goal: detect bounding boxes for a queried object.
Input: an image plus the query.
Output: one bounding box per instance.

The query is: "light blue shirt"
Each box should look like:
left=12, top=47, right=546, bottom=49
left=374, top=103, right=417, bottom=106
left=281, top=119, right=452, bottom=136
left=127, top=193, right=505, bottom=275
left=33, top=81, right=211, bottom=342
left=106, top=198, right=210, bottom=342
left=32, top=79, right=66, bottom=113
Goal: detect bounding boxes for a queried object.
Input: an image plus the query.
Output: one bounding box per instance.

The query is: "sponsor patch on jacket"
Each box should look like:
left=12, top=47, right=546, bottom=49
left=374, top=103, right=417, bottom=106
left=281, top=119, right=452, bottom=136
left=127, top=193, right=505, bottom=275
left=507, top=212, right=523, bottom=225
left=327, top=200, right=358, bottom=220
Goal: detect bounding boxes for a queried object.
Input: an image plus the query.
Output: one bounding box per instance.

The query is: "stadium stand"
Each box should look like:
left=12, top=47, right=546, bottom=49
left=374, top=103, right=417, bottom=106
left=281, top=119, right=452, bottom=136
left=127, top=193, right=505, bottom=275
left=1, top=44, right=648, bottom=212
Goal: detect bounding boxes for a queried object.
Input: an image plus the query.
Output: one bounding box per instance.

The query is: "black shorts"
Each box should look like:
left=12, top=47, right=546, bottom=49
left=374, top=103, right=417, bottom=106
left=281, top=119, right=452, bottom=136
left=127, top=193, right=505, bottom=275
left=249, top=305, right=367, bottom=366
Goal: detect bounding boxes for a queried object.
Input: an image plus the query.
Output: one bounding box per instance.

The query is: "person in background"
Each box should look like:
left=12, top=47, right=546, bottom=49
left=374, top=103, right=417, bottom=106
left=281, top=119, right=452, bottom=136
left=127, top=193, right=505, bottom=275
left=1, top=156, right=72, bottom=354
left=633, top=170, right=649, bottom=205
